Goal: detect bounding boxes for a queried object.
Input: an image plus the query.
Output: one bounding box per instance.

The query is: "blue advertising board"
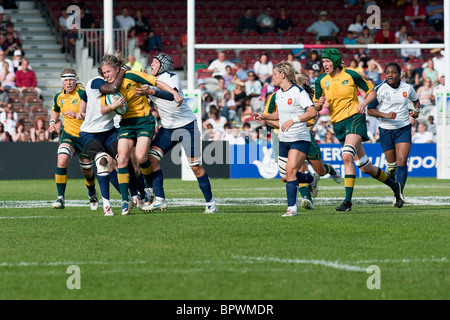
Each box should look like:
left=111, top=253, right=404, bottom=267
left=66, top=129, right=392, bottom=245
left=229, top=143, right=437, bottom=179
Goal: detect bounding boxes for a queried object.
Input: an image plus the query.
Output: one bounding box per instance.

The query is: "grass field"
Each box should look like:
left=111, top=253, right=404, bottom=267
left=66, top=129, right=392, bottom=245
left=0, top=177, right=449, bottom=300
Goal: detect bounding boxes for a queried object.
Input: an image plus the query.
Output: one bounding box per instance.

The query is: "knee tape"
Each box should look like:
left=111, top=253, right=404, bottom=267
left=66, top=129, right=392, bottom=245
left=149, top=149, right=164, bottom=162
left=79, top=159, right=93, bottom=170
left=57, top=145, right=72, bottom=158
left=94, top=152, right=110, bottom=176
left=277, top=156, right=287, bottom=178
left=355, top=154, right=370, bottom=168
left=386, top=161, right=398, bottom=175
left=342, top=144, right=357, bottom=158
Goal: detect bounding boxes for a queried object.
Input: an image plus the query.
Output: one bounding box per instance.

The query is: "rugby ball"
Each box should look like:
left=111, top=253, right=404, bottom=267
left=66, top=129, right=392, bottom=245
left=105, top=92, right=127, bottom=115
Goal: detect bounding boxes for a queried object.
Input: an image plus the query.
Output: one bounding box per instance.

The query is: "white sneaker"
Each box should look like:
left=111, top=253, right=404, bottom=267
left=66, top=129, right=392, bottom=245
left=132, top=196, right=145, bottom=210
left=121, top=200, right=130, bottom=215
left=301, top=198, right=314, bottom=210
left=52, top=197, right=65, bottom=209
left=332, top=169, right=342, bottom=184
left=89, top=194, right=99, bottom=211
left=144, top=187, right=154, bottom=206
left=204, top=203, right=219, bottom=213
left=103, top=206, right=114, bottom=216
left=142, top=198, right=167, bottom=212
left=308, top=173, right=320, bottom=198
left=282, top=208, right=298, bottom=217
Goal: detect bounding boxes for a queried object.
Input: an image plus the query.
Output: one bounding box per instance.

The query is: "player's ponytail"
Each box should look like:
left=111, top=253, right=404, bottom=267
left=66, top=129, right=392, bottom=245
left=295, top=73, right=314, bottom=99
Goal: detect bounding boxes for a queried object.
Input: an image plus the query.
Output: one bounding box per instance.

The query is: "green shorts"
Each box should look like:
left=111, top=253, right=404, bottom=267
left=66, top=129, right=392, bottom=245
left=307, top=131, right=322, bottom=161
left=59, top=129, right=89, bottom=159
left=119, top=116, right=156, bottom=141
left=332, top=113, right=369, bottom=146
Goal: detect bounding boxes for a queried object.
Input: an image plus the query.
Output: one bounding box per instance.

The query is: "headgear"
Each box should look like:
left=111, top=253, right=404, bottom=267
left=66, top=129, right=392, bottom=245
left=321, top=49, right=342, bottom=69
left=154, top=53, right=174, bottom=76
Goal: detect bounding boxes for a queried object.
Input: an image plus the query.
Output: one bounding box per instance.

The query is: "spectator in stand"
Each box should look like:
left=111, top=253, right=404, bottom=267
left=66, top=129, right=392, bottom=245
left=400, top=33, right=422, bottom=62
left=306, top=11, right=339, bottom=43
left=116, top=7, right=135, bottom=31
left=11, top=117, right=24, bottom=142
left=134, top=9, right=149, bottom=35
left=58, top=7, right=69, bottom=53
left=241, top=96, right=254, bottom=123
left=425, top=0, right=444, bottom=31
left=207, top=51, right=236, bottom=79
left=412, top=122, right=433, bottom=143
left=356, top=26, right=374, bottom=45
left=366, top=60, right=383, bottom=85
left=236, top=59, right=253, bottom=82
left=0, top=122, right=6, bottom=142
left=395, top=24, right=409, bottom=44
left=375, top=20, right=396, bottom=44
left=343, top=31, right=357, bottom=45
left=66, top=26, right=78, bottom=58
left=145, top=29, right=162, bottom=52
left=1, top=31, right=22, bottom=57
left=11, top=49, right=23, bottom=72
left=0, top=61, right=15, bottom=89
left=15, top=58, right=41, bottom=97
left=427, top=115, right=436, bottom=135
left=126, top=54, right=143, bottom=71
left=256, top=5, right=275, bottom=35
left=275, top=6, right=293, bottom=36
left=1, top=22, right=23, bottom=47
left=431, top=48, right=445, bottom=79
left=304, top=50, right=322, bottom=74
left=80, top=4, right=96, bottom=29
left=323, top=130, right=339, bottom=144
left=403, top=63, right=420, bottom=89
left=306, top=68, right=318, bottom=86
left=286, top=52, right=301, bottom=74
left=432, top=75, right=445, bottom=99
left=237, top=6, right=257, bottom=34
left=213, top=77, right=227, bottom=102
left=1, top=106, right=15, bottom=135
left=292, top=38, right=308, bottom=61
left=197, top=79, right=208, bottom=97
left=253, top=52, right=273, bottom=84
left=223, top=65, right=234, bottom=88
left=244, top=71, right=262, bottom=99
left=416, top=77, right=435, bottom=114
left=347, top=13, right=365, bottom=37
left=404, top=0, right=427, bottom=27
left=230, top=79, right=247, bottom=113
left=202, top=106, right=228, bottom=133
left=29, top=116, right=50, bottom=142
left=219, top=89, right=237, bottom=123
left=422, top=59, right=438, bottom=87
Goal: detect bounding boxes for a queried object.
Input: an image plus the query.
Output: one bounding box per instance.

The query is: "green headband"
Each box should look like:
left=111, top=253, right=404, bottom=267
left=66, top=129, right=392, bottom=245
left=321, top=49, right=342, bottom=69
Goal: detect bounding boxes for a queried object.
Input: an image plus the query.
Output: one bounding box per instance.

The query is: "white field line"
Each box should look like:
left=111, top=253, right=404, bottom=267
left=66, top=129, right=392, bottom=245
left=232, top=255, right=448, bottom=273
left=1, top=196, right=449, bottom=210
left=0, top=256, right=446, bottom=274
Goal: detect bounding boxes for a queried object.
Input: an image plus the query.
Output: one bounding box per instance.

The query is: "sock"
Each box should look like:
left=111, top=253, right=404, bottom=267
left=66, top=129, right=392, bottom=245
left=85, top=175, right=96, bottom=197
left=55, top=167, right=67, bottom=198
left=296, top=171, right=314, bottom=184
left=286, top=180, right=298, bottom=207
left=373, top=167, right=398, bottom=191
left=324, top=163, right=337, bottom=176
left=139, top=159, right=153, bottom=188
left=396, top=165, right=407, bottom=189
left=102, top=197, right=111, bottom=208
left=151, top=169, right=165, bottom=199
left=197, top=172, right=214, bottom=203
left=136, top=174, right=146, bottom=199
left=117, top=167, right=130, bottom=201
left=298, top=183, right=311, bottom=200
left=109, top=169, right=120, bottom=194
left=96, top=174, right=110, bottom=201
left=344, top=174, right=356, bottom=202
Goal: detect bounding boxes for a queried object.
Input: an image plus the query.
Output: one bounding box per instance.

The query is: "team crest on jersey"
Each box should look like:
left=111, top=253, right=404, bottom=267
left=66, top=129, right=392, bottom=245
left=325, top=81, right=329, bottom=89
left=127, top=83, right=132, bottom=90
left=60, top=99, right=64, bottom=105
left=403, top=92, right=407, bottom=98
left=287, top=98, right=293, bottom=105
left=73, top=99, right=78, bottom=104
left=342, top=80, right=349, bottom=85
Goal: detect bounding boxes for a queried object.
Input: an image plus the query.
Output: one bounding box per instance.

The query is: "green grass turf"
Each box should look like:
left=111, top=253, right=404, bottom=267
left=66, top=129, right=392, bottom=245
left=0, top=177, right=448, bottom=300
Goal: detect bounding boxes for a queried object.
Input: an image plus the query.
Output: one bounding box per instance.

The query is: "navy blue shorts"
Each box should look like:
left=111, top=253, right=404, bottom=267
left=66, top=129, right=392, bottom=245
left=378, top=124, right=412, bottom=152
left=279, top=140, right=311, bottom=158
left=151, top=120, right=201, bottom=158
left=79, top=127, right=119, bottom=158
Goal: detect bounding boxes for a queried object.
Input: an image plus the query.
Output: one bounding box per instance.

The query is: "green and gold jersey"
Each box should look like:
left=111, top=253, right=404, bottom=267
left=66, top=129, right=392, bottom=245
left=101, top=70, right=157, bottom=119
left=53, top=84, right=85, bottom=137
left=314, top=68, right=373, bottom=123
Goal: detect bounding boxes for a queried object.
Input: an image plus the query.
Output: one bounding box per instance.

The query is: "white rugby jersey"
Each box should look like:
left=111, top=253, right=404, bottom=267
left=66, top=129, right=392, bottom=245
left=149, top=71, right=196, bottom=129
left=80, top=76, right=116, bottom=133
left=368, top=81, right=418, bottom=130
left=276, top=84, right=314, bottom=142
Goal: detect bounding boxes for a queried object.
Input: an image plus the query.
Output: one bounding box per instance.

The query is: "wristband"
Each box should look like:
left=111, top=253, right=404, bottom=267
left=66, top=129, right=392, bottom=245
left=121, top=65, right=128, bottom=71
left=414, top=108, right=421, bottom=114
left=49, top=119, right=56, bottom=125
left=292, top=116, right=301, bottom=123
